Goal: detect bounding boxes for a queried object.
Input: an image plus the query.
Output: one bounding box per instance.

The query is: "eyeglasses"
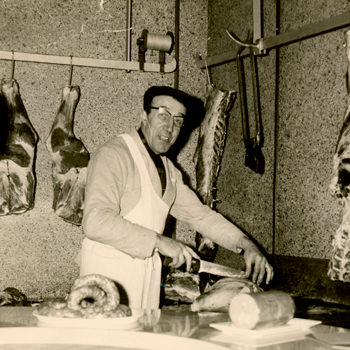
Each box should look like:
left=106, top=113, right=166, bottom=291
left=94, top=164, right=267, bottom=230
left=149, top=106, right=185, bottom=128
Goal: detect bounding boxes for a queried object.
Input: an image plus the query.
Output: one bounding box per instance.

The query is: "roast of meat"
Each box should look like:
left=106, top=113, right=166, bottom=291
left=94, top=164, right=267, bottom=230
left=46, top=86, right=90, bottom=225
left=164, top=271, right=201, bottom=304
left=193, top=85, right=236, bottom=262
left=329, top=29, right=350, bottom=282
left=190, top=277, right=262, bottom=313
left=0, top=79, right=39, bottom=215
left=229, top=290, right=295, bottom=329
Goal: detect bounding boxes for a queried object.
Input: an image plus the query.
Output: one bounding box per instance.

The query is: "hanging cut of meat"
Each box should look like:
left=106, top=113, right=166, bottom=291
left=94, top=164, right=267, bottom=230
left=328, top=29, right=350, bottom=282
left=46, top=86, right=90, bottom=226
left=193, top=85, right=236, bottom=262
left=0, top=79, right=39, bottom=215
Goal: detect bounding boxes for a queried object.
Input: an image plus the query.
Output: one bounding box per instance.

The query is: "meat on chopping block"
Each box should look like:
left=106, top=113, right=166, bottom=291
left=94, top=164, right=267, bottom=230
left=164, top=271, right=201, bottom=304
left=329, top=29, right=350, bottom=282
left=191, top=277, right=262, bottom=313
left=0, top=79, right=39, bottom=215
left=46, top=86, right=90, bottom=225
left=193, top=85, right=236, bottom=262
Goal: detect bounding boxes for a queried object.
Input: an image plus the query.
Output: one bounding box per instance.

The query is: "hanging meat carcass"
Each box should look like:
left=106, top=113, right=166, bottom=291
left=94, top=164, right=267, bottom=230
left=0, top=79, right=39, bottom=215
left=328, top=29, right=350, bottom=282
left=46, top=86, right=90, bottom=226
left=193, top=85, right=236, bottom=261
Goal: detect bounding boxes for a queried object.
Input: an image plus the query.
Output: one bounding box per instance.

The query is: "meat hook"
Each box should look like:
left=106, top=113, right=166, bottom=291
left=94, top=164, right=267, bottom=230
left=68, top=55, right=73, bottom=86
left=226, top=29, right=259, bottom=49
left=11, top=50, right=15, bottom=85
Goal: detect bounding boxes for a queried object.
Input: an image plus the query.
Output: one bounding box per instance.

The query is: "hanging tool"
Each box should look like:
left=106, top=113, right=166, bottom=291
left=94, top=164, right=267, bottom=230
left=235, top=31, right=265, bottom=174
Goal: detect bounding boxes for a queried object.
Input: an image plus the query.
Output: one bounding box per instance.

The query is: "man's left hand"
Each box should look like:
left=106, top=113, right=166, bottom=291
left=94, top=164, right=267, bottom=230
left=243, top=244, right=274, bottom=286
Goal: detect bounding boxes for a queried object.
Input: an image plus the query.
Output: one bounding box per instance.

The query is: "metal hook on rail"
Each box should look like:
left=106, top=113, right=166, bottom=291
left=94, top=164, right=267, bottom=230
left=226, top=29, right=266, bottom=54
left=68, top=55, right=73, bottom=86
left=226, top=29, right=259, bottom=49
left=204, top=58, right=213, bottom=87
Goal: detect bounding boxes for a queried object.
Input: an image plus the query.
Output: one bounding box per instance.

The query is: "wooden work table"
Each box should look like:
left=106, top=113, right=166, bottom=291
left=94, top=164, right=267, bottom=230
left=0, top=305, right=348, bottom=349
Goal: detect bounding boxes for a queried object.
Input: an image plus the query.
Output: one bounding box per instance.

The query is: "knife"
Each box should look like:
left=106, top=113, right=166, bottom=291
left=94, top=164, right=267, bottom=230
left=191, top=259, right=246, bottom=278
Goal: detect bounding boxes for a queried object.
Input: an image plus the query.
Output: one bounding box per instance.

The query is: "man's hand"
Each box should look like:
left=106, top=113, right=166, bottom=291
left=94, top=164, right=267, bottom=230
left=239, top=236, right=274, bottom=285
left=155, top=235, right=200, bottom=271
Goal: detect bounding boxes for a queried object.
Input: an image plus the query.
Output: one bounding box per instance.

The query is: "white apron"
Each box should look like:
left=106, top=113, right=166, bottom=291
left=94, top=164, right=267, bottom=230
left=80, top=133, right=170, bottom=309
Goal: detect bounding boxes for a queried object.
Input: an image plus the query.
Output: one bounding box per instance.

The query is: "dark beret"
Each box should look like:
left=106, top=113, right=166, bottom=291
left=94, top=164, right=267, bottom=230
left=143, top=86, right=192, bottom=115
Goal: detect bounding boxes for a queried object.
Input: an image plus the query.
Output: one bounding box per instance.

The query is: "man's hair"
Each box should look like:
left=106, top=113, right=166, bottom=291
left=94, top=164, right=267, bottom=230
left=143, top=86, right=192, bottom=115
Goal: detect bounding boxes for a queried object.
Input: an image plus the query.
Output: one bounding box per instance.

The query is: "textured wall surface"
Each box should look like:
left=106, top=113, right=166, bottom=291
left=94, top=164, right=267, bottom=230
left=208, top=0, right=349, bottom=267
left=0, top=0, right=207, bottom=299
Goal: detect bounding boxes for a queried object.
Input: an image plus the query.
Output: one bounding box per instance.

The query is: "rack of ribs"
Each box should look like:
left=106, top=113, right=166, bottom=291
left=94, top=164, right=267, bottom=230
left=0, top=79, right=39, bottom=215
left=46, top=86, right=90, bottom=226
left=194, top=85, right=236, bottom=262
left=328, top=29, right=350, bottom=282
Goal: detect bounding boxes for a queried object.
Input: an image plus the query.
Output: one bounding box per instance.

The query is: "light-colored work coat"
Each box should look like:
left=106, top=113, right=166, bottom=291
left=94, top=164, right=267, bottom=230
left=80, top=132, right=176, bottom=309
left=80, top=128, right=243, bottom=309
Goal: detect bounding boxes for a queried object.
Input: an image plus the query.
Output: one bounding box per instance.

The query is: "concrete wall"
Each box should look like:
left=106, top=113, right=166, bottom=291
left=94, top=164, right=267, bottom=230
left=0, top=0, right=207, bottom=299
left=208, top=0, right=349, bottom=273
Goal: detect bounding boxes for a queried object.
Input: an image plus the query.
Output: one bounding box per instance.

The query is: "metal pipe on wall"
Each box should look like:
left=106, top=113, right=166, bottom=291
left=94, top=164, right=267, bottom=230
left=126, top=0, right=132, bottom=72
left=272, top=0, right=281, bottom=256
left=252, top=0, right=262, bottom=43
left=174, top=0, right=180, bottom=89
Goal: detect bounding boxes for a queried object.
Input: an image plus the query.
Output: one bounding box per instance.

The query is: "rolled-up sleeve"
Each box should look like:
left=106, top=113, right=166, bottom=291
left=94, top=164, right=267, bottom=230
left=170, top=167, right=244, bottom=253
left=82, top=143, right=158, bottom=259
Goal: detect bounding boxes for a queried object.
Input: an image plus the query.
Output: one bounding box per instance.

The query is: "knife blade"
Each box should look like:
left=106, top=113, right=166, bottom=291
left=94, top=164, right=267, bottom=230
left=191, top=259, right=246, bottom=278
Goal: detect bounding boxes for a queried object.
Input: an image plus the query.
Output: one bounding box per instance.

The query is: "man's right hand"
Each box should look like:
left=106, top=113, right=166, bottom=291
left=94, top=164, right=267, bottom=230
left=155, top=235, right=200, bottom=271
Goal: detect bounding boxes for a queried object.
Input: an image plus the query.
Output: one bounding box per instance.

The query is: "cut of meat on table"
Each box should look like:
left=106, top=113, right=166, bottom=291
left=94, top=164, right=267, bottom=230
left=229, top=290, right=295, bottom=329
left=190, top=277, right=262, bottom=313
left=46, top=86, right=90, bottom=226
left=0, top=79, right=39, bottom=215
left=164, top=271, right=201, bottom=304
left=329, top=29, right=350, bottom=282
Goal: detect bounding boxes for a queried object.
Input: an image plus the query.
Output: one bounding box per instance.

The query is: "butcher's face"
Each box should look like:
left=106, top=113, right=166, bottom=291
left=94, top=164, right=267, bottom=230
left=141, top=95, right=186, bottom=155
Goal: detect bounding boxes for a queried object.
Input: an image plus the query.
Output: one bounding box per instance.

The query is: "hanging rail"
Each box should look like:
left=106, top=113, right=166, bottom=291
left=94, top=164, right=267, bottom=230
left=196, top=11, right=350, bottom=69
left=0, top=50, right=177, bottom=73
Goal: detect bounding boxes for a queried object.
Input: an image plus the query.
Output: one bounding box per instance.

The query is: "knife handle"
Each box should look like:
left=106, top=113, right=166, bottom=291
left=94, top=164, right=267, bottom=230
left=164, top=256, right=201, bottom=273
left=190, top=259, right=200, bottom=274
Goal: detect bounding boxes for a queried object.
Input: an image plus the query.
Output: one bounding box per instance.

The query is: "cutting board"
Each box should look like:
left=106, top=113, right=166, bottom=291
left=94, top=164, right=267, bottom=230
left=210, top=318, right=322, bottom=347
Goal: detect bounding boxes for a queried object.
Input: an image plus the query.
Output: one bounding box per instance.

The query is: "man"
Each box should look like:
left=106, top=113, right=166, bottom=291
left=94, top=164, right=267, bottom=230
left=80, top=86, right=273, bottom=309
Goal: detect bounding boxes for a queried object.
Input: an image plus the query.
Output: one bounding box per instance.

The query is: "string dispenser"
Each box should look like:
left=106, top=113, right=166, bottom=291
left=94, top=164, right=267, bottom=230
left=137, top=29, right=174, bottom=73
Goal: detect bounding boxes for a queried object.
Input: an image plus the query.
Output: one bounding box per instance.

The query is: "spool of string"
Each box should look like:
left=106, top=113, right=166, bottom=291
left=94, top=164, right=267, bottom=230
left=142, top=32, right=173, bottom=52
left=137, top=30, right=174, bottom=72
